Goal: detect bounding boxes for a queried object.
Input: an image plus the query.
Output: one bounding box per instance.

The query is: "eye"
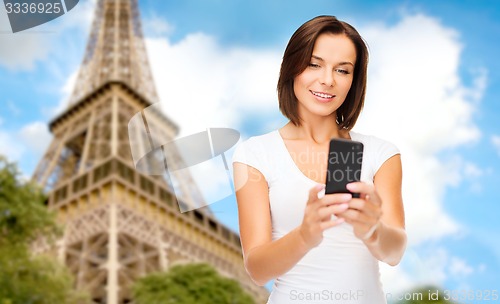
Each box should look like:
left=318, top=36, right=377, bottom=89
left=336, top=68, right=350, bottom=75
left=308, top=63, right=320, bottom=68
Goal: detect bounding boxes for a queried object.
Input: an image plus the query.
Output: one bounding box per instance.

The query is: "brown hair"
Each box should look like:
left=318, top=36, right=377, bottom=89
left=277, top=15, right=368, bottom=129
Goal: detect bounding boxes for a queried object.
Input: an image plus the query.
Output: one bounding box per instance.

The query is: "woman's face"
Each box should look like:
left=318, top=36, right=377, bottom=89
left=293, top=33, right=356, bottom=122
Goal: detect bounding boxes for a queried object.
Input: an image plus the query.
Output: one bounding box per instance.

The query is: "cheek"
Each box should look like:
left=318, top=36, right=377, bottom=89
left=293, top=76, right=307, bottom=96
left=294, top=74, right=305, bottom=87
left=294, top=70, right=315, bottom=87
left=339, top=78, right=354, bottom=94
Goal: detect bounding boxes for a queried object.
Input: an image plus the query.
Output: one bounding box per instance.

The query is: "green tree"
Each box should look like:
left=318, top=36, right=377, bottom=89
left=0, top=156, right=89, bottom=304
left=0, top=157, right=58, bottom=245
left=133, top=263, right=255, bottom=304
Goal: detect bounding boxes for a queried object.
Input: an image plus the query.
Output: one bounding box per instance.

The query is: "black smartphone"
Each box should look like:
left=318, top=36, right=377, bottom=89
left=325, top=138, right=364, bottom=197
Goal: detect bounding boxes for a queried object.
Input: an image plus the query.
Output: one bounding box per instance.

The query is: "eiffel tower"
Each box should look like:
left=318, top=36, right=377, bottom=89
left=32, top=0, right=268, bottom=302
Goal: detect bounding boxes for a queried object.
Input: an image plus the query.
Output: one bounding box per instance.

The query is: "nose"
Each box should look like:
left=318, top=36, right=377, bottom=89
left=320, top=70, right=335, bottom=87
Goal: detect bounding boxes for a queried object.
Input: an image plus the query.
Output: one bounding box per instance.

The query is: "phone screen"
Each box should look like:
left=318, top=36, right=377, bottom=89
left=325, top=138, right=364, bottom=196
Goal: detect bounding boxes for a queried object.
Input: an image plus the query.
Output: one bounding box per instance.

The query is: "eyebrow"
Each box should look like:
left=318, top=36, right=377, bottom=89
left=311, top=55, right=354, bottom=66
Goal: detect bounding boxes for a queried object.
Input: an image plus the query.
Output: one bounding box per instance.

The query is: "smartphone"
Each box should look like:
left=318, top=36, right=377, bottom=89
left=325, top=138, right=364, bottom=197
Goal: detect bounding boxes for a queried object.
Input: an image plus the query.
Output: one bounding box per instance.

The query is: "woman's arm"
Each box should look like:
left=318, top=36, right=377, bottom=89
left=234, top=162, right=349, bottom=286
left=338, top=154, right=407, bottom=265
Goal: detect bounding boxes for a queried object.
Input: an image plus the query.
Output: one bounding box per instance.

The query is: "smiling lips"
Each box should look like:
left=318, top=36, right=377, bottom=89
left=310, top=90, right=335, bottom=100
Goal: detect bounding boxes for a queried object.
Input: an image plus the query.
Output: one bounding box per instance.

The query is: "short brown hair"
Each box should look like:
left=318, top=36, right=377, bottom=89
left=277, top=15, right=368, bottom=130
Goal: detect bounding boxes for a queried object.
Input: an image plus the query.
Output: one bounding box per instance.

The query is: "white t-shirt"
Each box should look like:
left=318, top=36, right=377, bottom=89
left=232, top=130, right=400, bottom=304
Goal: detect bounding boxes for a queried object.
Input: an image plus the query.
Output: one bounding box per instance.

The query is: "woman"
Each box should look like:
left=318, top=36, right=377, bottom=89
left=232, top=16, right=406, bottom=304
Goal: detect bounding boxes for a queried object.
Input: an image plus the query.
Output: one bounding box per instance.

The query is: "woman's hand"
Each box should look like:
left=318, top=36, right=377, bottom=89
left=298, top=184, right=351, bottom=249
left=337, top=182, right=383, bottom=241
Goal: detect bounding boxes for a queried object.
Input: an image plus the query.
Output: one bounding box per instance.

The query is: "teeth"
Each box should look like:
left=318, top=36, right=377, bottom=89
left=311, top=91, right=334, bottom=99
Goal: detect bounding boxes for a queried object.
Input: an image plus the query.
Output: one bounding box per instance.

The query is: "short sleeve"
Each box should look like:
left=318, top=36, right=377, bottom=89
left=373, top=137, right=400, bottom=174
left=232, top=138, right=268, bottom=178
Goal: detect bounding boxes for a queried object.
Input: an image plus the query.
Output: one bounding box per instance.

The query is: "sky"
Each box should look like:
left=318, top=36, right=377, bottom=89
left=1, top=0, right=500, bottom=300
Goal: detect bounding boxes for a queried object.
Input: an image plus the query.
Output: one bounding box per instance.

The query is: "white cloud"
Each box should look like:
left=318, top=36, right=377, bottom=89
left=352, top=14, right=486, bottom=245
left=0, top=119, right=51, bottom=180
left=0, top=129, right=25, bottom=161
left=492, top=135, right=500, bottom=157
left=0, top=9, right=51, bottom=70
left=0, top=0, right=95, bottom=71
left=463, top=162, right=483, bottom=179
left=49, top=11, right=487, bottom=295
left=142, top=9, right=485, bottom=243
left=358, top=14, right=482, bottom=152
left=146, top=33, right=282, bottom=137
left=382, top=247, right=475, bottom=297
left=143, top=14, right=175, bottom=37
left=461, top=162, right=484, bottom=193
left=382, top=248, right=448, bottom=296
left=448, top=256, right=474, bottom=278
left=145, top=15, right=485, bottom=246
left=18, top=121, right=52, bottom=157
left=43, top=0, right=96, bottom=114
left=57, top=0, right=96, bottom=32
left=144, top=32, right=283, bottom=214
left=47, top=68, right=79, bottom=117
left=350, top=14, right=487, bottom=293
left=0, top=121, right=52, bottom=165
left=142, top=13, right=489, bottom=295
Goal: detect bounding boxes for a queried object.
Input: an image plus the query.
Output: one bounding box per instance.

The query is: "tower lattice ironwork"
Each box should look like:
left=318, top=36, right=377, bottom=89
left=32, top=0, right=268, bottom=302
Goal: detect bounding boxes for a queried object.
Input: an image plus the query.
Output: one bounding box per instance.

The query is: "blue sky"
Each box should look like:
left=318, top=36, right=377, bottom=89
left=1, top=0, right=499, bottom=299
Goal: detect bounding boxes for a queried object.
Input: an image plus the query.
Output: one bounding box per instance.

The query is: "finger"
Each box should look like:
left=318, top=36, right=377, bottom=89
left=346, top=182, right=373, bottom=195
left=317, top=203, right=349, bottom=219
left=346, top=182, right=382, bottom=206
left=364, top=193, right=382, bottom=206
left=320, top=217, right=345, bottom=231
left=347, top=198, right=381, bottom=218
left=337, top=208, right=374, bottom=225
left=320, top=193, right=352, bottom=206
left=308, top=184, right=325, bottom=205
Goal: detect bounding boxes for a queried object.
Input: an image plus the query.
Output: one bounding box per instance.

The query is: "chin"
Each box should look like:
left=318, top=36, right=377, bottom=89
left=303, top=110, right=337, bottom=121
left=311, top=105, right=338, bottom=118
left=298, top=101, right=340, bottom=120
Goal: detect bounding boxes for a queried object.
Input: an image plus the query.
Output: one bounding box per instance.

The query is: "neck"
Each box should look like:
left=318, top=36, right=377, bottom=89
left=288, top=114, right=346, bottom=144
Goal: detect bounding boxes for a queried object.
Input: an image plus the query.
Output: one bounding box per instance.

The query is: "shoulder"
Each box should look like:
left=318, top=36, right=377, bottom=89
left=232, top=130, right=279, bottom=182
left=350, top=131, right=400, bottom=176
left=232, top=130, right=279, bottom=165
left=350, top=131, right=399, bottom=154
left=234, top=130, right=278, bottom=154
left=242, top=130, right=278, bottom=146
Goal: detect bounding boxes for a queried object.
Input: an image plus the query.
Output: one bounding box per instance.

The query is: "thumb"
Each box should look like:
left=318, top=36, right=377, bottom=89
left=308, top=184, right=325, bottom=204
